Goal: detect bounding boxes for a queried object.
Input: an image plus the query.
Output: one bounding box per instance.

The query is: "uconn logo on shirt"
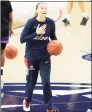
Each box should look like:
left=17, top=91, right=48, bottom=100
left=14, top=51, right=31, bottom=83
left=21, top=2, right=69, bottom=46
left=34, top=24, right=49, bottom=40
left=34, top=35, right=49, bottom=40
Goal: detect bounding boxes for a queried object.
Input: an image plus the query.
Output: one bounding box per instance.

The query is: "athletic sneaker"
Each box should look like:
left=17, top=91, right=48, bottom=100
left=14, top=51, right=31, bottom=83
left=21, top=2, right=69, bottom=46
left=47, top=109, right=54, bottom=112
left=62, top=18, right=70, bottom=26
left=1, top=75, right=4, bottom=89
left=80, top=17, right=89, bottom=26
left=23, top=99, right=31, bottom=112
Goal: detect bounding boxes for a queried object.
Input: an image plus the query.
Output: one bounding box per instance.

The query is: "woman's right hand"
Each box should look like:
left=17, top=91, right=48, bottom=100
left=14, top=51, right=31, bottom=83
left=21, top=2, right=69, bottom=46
left=36, top=24, right=46, bottom=35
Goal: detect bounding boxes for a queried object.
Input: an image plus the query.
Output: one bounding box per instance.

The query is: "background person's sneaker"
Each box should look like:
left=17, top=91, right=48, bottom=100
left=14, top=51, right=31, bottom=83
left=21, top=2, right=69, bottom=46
left=80, top=17, right=89, bottom=26
left=62, top=18, right=70, bottom=26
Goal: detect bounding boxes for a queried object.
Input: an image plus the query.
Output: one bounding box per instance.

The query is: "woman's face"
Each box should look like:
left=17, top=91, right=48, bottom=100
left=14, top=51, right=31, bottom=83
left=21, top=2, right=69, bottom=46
left=36, top=3, right=48, bottom=17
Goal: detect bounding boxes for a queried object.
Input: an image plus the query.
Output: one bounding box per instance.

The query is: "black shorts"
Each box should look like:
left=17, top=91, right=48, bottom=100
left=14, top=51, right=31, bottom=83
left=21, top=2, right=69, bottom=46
left=1, top=43, right=7, bottom=51
left=1, top=35, right=9, bottom=51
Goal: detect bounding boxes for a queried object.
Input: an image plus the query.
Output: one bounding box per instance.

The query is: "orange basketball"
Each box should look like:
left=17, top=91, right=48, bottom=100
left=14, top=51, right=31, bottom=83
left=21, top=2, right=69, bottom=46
left=47, top=40, right=63, bottom=56
left=4, top=45, right=18, bottom=60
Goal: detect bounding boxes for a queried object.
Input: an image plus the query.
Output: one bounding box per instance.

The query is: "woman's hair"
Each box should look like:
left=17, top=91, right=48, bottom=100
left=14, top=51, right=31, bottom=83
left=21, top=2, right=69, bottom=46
left=34, top=2, right=46, bottom=17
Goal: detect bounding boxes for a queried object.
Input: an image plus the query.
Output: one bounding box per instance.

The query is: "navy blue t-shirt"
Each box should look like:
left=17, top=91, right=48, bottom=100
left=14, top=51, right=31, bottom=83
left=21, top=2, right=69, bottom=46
left=1, top=1, right=13, bottom=37
left=20, top=17, right=57, bottom=60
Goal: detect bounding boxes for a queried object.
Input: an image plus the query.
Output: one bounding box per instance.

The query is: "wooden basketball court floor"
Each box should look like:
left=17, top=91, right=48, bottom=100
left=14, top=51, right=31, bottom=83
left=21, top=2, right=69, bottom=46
left=1, top=1, right=92, bottom=112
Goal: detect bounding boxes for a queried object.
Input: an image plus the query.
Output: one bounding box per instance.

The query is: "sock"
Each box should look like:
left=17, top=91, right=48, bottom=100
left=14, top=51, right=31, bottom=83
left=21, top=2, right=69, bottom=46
left=1, top=67, right=4, bottom=92
left=82, top=12, right=88, bottom=18
left=65, top=14, right=71, bottom=21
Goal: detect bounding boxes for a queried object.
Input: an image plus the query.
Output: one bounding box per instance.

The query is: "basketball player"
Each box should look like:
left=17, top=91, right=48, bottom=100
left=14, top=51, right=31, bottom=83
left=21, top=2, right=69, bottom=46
left=62, top=1, right=89, bottom=26
left=20, top=2, right=57, bottom=112
left=1, top=1, right=14, bottom=91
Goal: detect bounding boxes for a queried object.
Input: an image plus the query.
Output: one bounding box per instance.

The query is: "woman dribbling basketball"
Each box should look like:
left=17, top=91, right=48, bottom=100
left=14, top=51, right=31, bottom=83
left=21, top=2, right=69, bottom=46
left=1, top=1, right=14, bottom=95
left=20, top=2, right=57, bottom=112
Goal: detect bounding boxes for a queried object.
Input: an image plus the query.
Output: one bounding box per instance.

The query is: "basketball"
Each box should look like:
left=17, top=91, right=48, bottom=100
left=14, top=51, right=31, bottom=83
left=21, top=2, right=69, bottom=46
left=4, top=45, right=18, bottom=60
left=47, top=40, right=63, bottom=56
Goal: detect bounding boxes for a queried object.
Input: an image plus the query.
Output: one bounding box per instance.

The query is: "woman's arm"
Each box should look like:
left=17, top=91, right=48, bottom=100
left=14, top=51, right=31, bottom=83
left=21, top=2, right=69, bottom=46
left=9, top=12, right=14, bottom=37
left=20, top=20, right=38, bottom=43
left=8, top=1, right=14, bottom=37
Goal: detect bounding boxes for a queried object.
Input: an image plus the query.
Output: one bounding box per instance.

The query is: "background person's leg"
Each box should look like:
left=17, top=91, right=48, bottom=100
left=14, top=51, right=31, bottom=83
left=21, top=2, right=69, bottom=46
left=78, top=2, right=89, bottom=25
left=0, top=43, right=7, bottom=94
left=62, top=1, right=73, bottom=25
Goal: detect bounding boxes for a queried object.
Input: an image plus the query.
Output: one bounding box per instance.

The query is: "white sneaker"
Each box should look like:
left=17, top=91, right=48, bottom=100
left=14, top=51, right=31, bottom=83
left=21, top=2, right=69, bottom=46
left=1, top=75, right=4, bottom=89
left=23, top=99, right=31, bottom=111
left=1, top=92, right=4, bottom=98
left=1, top=75, right=4, bottom=98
